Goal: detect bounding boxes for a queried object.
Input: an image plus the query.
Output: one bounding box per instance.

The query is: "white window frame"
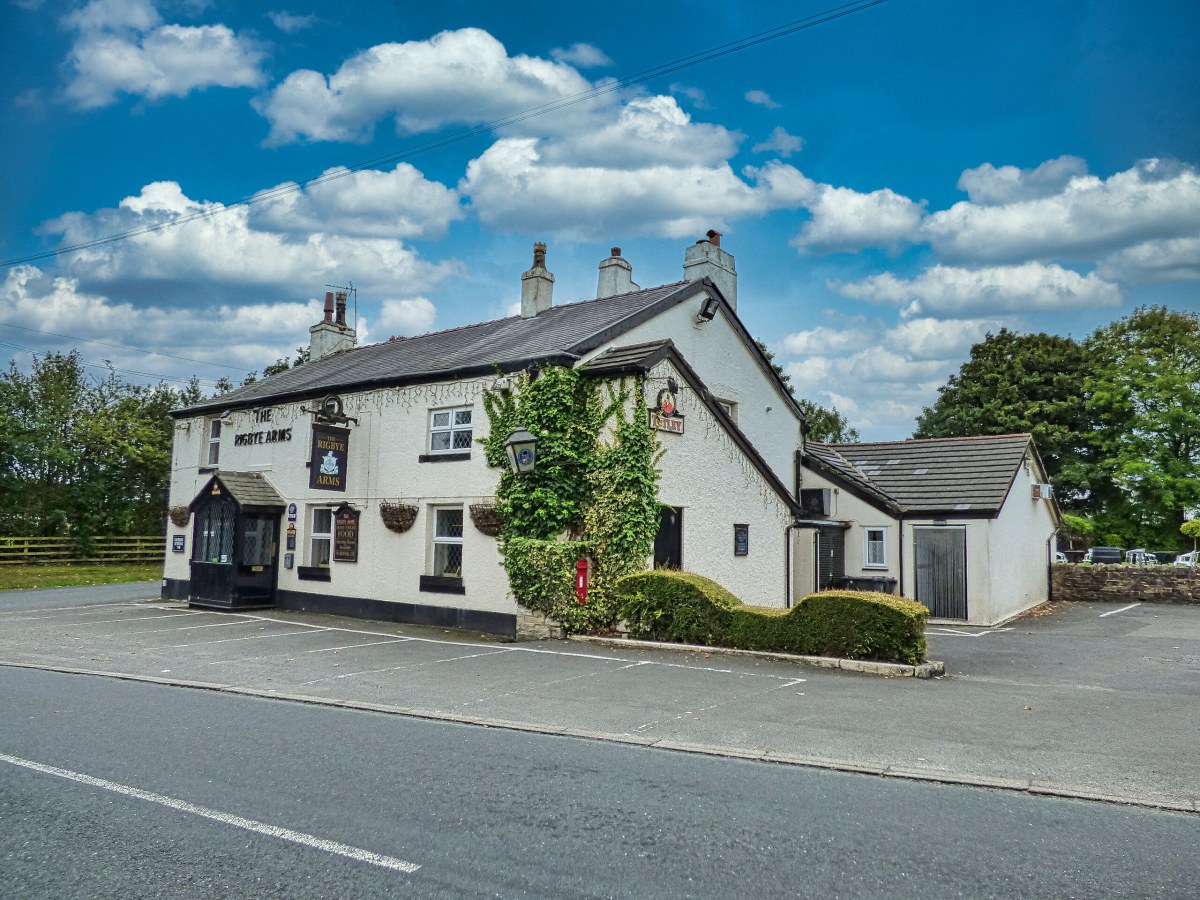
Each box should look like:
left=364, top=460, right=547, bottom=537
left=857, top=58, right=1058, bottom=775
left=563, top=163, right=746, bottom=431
left=864, top=526, right=889, bottom=569
left=205, top=418, right=222, bottom=467
left=430, top=505, right=464, bottom=578
left=428, top=406, right=474, bottom=454
left=309, top=506, right=334, bottom=568
left=715, top=398, right=738, bottom=423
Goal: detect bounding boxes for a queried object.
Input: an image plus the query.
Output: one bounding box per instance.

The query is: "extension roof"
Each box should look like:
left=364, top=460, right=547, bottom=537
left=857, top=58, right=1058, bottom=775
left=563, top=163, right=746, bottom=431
left=175, top=277, right=801, bottom=420
left=804, top=433, right=1039, bottom=517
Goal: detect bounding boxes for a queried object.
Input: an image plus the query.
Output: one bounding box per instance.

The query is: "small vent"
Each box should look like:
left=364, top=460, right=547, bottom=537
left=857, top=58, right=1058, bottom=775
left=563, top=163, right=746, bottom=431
left=1032, top=483, right=1054, bottom=500
left=954, top=503, right=972, bottom=511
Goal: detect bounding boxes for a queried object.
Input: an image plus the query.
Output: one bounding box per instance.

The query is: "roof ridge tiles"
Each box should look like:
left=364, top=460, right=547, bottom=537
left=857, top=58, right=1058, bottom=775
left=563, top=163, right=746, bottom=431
left=831, top=433, right=1031, bottom=448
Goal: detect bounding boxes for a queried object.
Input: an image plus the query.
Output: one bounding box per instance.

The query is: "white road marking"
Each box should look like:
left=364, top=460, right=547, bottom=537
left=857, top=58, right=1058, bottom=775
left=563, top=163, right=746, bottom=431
left=119, top=620, right=257, bottom=636
left=1099, top=603, right=1142, bottom=618
left=159, top=628, right=328, bottom=649
left=0, top=602, right=148, bottom=618
left=927, top=627, right=1014, bottom=638
left=19, top=611, right=208, bottom=630
left=0, top=752, right=420, bottom=874
left=306, top=638, right=414, bottom=653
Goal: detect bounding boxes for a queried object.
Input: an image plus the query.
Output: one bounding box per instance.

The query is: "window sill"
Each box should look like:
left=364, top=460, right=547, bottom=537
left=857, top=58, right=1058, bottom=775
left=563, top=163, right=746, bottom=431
left=418, top=452, right=471, bottom=463
left=297, top=566, right=331, bottom=582
left=199, top=465, right=218, bottom=474
left=420, top=574, right=465, bottom=595
left=862, top=565, right=890, bottom=571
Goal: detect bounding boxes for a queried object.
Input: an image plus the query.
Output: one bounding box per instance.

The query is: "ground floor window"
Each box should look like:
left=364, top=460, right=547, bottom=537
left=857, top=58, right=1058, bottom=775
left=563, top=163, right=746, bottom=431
left=864, top=527, right=889, bottom=568
left=431, top=506, right=464, bottom=577
left=310, top=507, right=333, bottom=567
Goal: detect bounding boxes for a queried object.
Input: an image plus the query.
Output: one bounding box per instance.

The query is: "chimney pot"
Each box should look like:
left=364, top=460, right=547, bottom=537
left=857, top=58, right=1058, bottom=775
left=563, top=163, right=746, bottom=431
left=611, top=247, right=621, bottom=257
left=335, top=291, right=348, bottom=327
left=323, top=291, right=334, bottom=323
left=707, top=229, right=722, bottom=248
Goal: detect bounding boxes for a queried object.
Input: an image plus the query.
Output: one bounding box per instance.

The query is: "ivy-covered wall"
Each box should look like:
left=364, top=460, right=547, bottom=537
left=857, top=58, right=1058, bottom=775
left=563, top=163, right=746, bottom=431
left=481, top=367, right=660, bottom=632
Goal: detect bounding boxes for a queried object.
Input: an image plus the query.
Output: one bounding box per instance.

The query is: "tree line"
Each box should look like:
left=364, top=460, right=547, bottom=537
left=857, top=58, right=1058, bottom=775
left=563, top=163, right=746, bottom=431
left=0, top=348, right=305, bottom=550
left=914, top=306, right=1200, bottom=551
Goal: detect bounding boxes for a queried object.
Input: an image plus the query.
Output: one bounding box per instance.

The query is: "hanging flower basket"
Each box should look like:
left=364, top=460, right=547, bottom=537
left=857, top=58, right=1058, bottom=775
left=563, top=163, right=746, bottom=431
left=379, top=501, right=418, bottom=533
left=168, top=506, right=191, bottom=528
left=469, top=503, right=504, bottom=537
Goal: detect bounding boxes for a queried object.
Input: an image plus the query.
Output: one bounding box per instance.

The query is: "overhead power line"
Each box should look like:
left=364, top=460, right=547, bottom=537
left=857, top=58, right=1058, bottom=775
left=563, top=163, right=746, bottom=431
left=0, top=321, right=250, bottom=371
left=0, top=0, right=891, bottom=270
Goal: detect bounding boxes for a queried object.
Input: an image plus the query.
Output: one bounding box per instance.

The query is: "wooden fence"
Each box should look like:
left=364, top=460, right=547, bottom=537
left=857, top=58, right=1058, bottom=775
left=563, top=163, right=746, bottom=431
left=0, top=536, right=165, bottom=566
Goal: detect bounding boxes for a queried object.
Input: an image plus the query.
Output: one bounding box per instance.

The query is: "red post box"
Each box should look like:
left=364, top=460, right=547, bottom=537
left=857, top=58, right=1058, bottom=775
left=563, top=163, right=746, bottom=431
left=575, top=558, right=589, bottom=603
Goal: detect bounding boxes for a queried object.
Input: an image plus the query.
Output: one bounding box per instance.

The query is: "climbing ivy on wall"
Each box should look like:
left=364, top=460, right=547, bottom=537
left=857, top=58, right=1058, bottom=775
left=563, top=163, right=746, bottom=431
left=482, top=366, right=661, bottom=632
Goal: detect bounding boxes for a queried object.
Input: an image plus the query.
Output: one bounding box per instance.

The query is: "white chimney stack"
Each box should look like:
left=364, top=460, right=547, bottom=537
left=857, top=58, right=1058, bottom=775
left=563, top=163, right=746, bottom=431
left=596, top=246, right=639, bottom=298
left=683, top=229, right=737, bottom=309
left=309, top=290, right=357, bottom=360
left=520, top=242, right=554, bottom=318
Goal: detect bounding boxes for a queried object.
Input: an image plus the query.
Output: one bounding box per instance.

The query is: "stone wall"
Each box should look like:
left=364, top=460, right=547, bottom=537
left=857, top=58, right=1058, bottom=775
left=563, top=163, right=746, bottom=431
left=1052, top=564, right=1200, bottom=604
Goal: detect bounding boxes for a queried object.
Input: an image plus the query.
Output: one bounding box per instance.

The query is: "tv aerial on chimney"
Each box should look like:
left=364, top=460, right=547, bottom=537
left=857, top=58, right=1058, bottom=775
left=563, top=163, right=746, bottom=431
left=324, top=281, right=357, bottom=331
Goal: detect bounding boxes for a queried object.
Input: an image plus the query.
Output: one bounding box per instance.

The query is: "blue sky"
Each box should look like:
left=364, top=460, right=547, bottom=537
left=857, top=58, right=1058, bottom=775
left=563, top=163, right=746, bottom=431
left=2, top=0, right=1197, bottom=439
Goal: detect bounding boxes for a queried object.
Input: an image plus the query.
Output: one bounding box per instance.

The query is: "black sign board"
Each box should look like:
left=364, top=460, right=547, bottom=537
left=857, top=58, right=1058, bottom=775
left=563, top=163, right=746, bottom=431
left=309, top=425, right=350, bottom=491
left=171, top=535, right=186, bottom=553
left=333, top=505, right=360, bottom=563
left=734, top=524, right=749, bottom=556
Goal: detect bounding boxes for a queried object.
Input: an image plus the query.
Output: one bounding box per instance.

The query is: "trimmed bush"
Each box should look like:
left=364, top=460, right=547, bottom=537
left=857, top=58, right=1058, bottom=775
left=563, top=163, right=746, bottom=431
left=616, top=571, right=928, bottom=665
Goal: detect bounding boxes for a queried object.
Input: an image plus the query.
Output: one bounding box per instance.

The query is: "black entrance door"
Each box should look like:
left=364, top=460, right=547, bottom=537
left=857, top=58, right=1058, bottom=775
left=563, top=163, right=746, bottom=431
left=815, top=527, right=845, bottom=590
left=914, top=526, right=967, bottom=619
left=654, top=506, right=683, bottom=570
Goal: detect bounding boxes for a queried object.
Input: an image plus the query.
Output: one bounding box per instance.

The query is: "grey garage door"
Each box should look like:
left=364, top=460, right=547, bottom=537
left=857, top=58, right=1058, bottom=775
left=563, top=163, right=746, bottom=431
left=914, top=526, right=967, bottom=620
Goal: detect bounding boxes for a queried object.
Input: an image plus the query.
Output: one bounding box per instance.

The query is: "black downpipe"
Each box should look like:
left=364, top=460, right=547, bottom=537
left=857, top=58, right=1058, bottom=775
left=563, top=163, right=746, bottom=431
left=898, top=515, right=905, bottom=598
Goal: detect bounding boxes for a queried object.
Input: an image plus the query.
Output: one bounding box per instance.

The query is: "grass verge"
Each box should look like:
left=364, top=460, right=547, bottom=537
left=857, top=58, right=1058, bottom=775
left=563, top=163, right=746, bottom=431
left=0, top=563, right=162, bottom=592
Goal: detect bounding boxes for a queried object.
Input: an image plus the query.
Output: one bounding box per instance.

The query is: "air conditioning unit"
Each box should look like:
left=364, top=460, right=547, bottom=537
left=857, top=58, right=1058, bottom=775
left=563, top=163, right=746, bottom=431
left=1032, top=483, right=1054, bottom=500
left=800, top=488, right=832, bottom=517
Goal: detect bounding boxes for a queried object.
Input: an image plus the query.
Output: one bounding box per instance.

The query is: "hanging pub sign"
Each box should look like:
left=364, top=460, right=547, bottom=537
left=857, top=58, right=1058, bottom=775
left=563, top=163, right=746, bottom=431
left=333, top=504, right=360, bottom=563
left=309, top=425, right=350, bottom=491
left=648, top=378, right=685, bottom=434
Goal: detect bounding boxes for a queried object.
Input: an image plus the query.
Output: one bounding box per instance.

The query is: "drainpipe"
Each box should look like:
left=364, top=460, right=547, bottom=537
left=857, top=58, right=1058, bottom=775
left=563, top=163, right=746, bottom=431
left=897, top=514, right=905, bottom=598
left=785, top=520, right=800, bottom=608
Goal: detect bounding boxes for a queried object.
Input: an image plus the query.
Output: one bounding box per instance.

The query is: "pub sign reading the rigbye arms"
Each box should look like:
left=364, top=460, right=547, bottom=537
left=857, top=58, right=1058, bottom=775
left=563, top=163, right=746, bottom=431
left=309, top=425, right=350, bottom=491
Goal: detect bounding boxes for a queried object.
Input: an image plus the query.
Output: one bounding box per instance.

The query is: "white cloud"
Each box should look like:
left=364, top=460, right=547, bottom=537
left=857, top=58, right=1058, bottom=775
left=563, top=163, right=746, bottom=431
left=1098, top=236, right=1200, bottom=283
left=925, top=158, right=1200, bottom=264
left=461, top=141, right=809, bottom=240
left=247, top=164, right=464, bottom=239
left=550, top=42, right=612, bottom=67
left=1, top=264, right=329, bottom=379
left=830, top=262, right=1123, bottom=315
left=791, top=185, right=925, bottom=254
left=62, top=0, right=265, bottom=109
left=752, top=126, right=803, bottom=158
left=267, top=10, right=318, bottom=33
left=377, top=298, right=437, bottom=336
left=745, top=89, right=780, bottom=109
left=255, top=27, right=593, bottom=145
left=41, top=180, right=458, bottom=308
left=956, top=155, right=1088, bottom=205
left=670, top=83, right=710, bottom=108
left=884, top=316, right=1012, bottom=359
left=778, top=324, right=877, bottom=356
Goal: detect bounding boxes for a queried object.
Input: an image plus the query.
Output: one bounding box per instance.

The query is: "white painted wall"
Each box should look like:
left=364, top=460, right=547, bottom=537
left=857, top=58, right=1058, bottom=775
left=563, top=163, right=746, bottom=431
left=985, top=455, right=1058, bottom=622
left=646, top=360, right=794, bottom=607
left=586, top=287, right=802, bottom=489
left=165, top=376, right=516, bottom=615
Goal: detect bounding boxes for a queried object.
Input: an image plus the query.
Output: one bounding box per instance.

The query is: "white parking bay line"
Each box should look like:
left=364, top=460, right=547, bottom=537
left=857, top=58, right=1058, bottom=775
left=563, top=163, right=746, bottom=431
left=1099, top=602, right=1142, bottom=618
left=160, top=628, right=328, bottom=649
left=0, top=752, right=420, bottom=874
left=927, top=627, right=1014, bottom=638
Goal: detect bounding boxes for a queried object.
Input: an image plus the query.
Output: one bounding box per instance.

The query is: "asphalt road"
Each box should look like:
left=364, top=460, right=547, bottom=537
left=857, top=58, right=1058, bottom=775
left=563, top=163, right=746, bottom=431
left=2, top=667, right=1197, bottom=899
left=1, top=588, right=1197, bottom=811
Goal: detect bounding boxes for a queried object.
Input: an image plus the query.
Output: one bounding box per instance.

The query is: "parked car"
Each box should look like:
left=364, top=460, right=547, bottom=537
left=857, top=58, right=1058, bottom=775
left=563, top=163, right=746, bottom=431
left=1174, top=550, right=1198, bottom=567
left=1083, top=546, right=1123, bottom=564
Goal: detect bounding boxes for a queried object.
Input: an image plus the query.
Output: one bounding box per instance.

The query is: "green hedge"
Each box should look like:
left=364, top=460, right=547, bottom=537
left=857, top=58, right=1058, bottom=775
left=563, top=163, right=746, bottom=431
left=615, top=570, right=928, bottom=665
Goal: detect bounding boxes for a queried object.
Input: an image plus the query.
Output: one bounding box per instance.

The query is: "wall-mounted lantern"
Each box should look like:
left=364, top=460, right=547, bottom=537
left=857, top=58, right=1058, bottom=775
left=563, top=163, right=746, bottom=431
left=696, top=296, right=720, bottom=323
left=504, top=428, right=538, bottom=475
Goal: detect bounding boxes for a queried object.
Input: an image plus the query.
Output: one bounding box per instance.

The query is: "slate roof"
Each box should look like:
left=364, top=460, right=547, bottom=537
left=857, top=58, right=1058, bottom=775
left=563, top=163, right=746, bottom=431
left=177, top=281, right=703, bottom=417
left=802, top=442, right=904, bottom=514
left=579, top=340, right=677, bottom=376
left=190, top=471, right=286, bottom=511
left=811, top=433, right=1035, bottom=515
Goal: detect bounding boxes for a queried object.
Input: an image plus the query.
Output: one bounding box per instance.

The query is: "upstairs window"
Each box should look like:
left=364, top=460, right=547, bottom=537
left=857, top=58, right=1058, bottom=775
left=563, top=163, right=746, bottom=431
left=429, top=407, right=473, bottom=454
left=206, top=419, right=222, bottom=467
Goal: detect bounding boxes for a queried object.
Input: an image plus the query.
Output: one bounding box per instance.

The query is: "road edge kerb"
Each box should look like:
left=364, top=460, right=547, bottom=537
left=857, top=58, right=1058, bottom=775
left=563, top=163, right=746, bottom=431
left=6, top=660, right=1194, bottom=816
left=567, top=635, right=945, bottom=678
